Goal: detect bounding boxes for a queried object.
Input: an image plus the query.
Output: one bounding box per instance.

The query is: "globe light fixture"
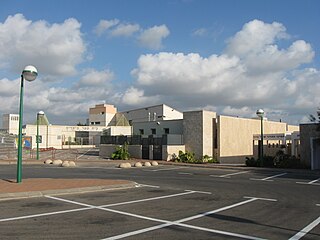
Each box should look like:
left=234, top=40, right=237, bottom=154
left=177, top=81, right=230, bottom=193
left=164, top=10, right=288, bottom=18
left=17, top=65, right=38, bottom=183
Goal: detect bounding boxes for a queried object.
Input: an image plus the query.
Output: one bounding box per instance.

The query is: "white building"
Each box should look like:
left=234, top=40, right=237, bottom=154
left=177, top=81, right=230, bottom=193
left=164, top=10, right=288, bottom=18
left=2, top=114, right=19, bottom=135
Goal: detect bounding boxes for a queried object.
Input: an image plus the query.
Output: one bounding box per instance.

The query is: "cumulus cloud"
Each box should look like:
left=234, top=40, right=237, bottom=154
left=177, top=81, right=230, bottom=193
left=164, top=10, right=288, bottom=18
left=94, top=19, right=120, bottom=35
left=138, top=25, right=170, bottom=50
left=127, top=19, right=317, bottom=123
left=0, top=14, right=86, bottom=76
left=121, top=87, right=160, bottom=106
left=77, top=69, right=114, bottom=87
left=94, top=19, right=170, bottom=49
left=110, top=23, right=140, bottom=37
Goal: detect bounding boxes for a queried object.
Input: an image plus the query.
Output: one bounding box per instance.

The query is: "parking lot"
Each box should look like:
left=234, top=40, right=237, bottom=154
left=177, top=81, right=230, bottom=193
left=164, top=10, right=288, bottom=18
left=0, top=164, right=319, bottom=239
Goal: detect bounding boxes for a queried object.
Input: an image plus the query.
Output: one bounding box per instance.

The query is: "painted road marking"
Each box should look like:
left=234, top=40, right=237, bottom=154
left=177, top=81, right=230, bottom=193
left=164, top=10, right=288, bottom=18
left=0, top=190, right=199, bottom=222
left=77, top=148, right=94, bottom=159
left=244, top=196, right=277, bottom=202
left=218, top=171, right=250, bottom=178
left=289, top=216, right=320, bottom=240
left=102, top=197, right=269, bottom=240
left=185, top=190, right=212, bottom=195
left=178, top=172, right=193, bottom=175
left=136, top=184, right=160, bottom=188
left=144, top=166, right=189, bottom=172
left=47, top=195, right=266, bottom=240
left=296, top=177, right=320, bottom=186
left=250, top=172, right=287, bottom=181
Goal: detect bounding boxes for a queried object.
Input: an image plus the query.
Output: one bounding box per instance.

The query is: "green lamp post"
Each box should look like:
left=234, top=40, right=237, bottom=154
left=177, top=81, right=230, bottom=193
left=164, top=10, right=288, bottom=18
left=17, top=65, right=38, bottom=183
left=36, top=111, right=44, bottom=160
left=256, top=109, right=264, bottom=167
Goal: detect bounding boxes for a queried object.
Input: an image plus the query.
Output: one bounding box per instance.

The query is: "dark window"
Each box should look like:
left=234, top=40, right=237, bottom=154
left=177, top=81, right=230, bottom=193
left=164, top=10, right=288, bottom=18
left=164, top=128, right=169, bottom=134
left=151, top=128, right=156, bottom=135
left=95, top=122, right=100, bottom=125
left=139, top=129, right=144, bottom=135
left=91, top=122, right=94, bottom=125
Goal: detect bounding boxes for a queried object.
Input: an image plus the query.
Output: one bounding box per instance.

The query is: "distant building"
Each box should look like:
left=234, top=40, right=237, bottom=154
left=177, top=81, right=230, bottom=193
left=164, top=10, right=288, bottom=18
left=2, top=114, right=19, bottom=135
left=300, top=123, right=320, bottom=170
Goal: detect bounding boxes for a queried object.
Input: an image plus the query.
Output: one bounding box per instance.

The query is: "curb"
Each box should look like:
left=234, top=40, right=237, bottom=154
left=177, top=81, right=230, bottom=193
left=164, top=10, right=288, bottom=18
left=0, top=182, right=138, bottom=201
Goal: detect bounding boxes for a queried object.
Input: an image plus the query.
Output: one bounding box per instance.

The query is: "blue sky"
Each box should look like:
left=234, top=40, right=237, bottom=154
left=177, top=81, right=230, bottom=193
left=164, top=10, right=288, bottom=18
left=0, top=0, right=319, bottom=126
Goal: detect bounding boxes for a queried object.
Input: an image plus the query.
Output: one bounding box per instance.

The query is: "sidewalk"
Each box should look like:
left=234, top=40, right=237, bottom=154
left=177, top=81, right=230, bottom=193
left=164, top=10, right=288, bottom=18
left=0, top=178, right=137, bottom=201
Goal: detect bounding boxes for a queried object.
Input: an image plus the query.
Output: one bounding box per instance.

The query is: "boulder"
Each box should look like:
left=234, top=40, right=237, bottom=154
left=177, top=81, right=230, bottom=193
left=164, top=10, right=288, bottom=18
left=134, top=162, right=143, bottom=167
left=69, top=161, right=76, bottom=167
left=144, top=162, right=151, bottom=167
left=119, top=162, right=131, bottom=168
left=52, top=159, right=63, bottom=166
left=44, top=159, right=53, bottom=164
left=61, top=161, right=70, bottom=167
left=151, top=161, right=158, bottom=166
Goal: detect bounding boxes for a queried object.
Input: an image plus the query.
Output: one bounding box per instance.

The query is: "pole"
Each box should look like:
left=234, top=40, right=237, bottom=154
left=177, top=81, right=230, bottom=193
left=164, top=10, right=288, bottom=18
left=36, top=113, right=39, bottom=160
left=260, top=116, right=264, bottom=166
left=17, top=75, right=24, bottom=183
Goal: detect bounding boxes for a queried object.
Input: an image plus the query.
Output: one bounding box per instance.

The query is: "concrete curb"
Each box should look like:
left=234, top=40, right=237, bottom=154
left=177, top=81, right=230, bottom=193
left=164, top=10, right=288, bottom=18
left=0, top=182, right=138, bottom=201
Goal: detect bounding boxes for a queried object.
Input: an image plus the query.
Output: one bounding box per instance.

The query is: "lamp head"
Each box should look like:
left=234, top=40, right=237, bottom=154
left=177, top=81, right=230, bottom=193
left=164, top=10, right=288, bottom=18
left=38, top=111, right=45, bottom=116
left=22, top=65, right=38, bottom=82
left=256, top=109, right=264, bottom=118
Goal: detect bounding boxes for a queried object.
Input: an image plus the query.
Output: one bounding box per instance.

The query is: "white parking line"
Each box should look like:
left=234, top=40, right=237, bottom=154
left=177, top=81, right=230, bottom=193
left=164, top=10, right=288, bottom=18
left=77, top=148, right=94, bottom=159
left=296, top=177, right=320, bottom=185
left=178, top=172, right=193, bottom=175
left=185, top=190, right=212, bottom=195
left=102, top=197, right=268, bottom=240
left=211, top=171, right=250, bottom=178
left=0, top=191, right=198, bottom=222
left=136, top=184, right=160, bottom=188
left=250, top=172, right=287, bottom=181
left=144, top=166, right=189, bottom=172
left=289, top=216, right=320, bottom=240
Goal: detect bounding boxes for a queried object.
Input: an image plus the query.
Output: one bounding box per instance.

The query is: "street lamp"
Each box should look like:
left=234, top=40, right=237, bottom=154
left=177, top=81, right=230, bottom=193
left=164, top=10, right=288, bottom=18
left=17, top=65, right=38, bottom=183
left=36, top=111, right=44, bottom=160
left=256, top=109, right=264, bottom=166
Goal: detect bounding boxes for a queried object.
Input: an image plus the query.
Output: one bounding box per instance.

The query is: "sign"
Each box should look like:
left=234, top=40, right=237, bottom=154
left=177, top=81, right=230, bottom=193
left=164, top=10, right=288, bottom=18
left=36, top=135, right=42, bottom=143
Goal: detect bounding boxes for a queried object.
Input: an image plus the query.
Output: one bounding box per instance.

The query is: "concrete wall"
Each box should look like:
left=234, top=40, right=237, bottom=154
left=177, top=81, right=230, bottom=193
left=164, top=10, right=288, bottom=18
left=163, top=145, right=185, bottom=161
left=183, top=110, right=216, bottom=159
left=300, top=123, right=320, bottom=167
left=218, top=116, right=292, bottom=164
left=2, top=114, right=19, bottom=135
left=183, top=111, right=203, bottom=158
left=128, top=145, right=142, bottom=159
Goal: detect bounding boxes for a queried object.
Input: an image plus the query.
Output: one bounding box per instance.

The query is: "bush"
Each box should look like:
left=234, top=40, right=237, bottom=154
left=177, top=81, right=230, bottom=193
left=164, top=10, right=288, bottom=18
left=177, top=150, right=196, bottom=163
left=202, top=155, right=219, bottom=164
left=111, top=143, right=130, bottom=160
left=245, top=157, right=258, bottom=167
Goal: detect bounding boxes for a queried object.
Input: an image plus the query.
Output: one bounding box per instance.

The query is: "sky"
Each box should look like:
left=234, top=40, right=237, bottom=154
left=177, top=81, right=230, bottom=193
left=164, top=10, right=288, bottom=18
left=0, top=0, right=319, bottom=126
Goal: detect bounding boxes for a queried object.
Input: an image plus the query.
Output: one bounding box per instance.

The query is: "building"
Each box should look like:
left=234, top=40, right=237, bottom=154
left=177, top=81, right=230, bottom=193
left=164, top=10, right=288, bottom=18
left=300, top=123, right=320, bottom=170
left=100, top=104, right=300, bottom=164
left=2, top=114, right=19, bottom=135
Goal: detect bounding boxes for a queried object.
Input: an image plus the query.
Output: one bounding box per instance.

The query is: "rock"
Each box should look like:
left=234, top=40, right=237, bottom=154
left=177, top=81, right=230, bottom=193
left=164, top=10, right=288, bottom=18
left=52, top=159, right=63, bottom=166
left=119, top=162, right=131, bottom=168
left=144, top=162, right=151, bottom=167
left=134, top=162, right=143, bottom=167
left=69, top=161, right=76, bottom=167
left=151, top=161, right=158, bottom=166
left=61, top=161, right=70, bottom=167
left=44, top=159, right=53, bottom=164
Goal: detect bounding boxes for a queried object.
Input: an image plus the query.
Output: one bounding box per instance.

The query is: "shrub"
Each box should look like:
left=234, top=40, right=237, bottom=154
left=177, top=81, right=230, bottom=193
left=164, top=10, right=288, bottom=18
left=111, top=143, right=130, bottom=160
left=178, top=150, right=196, bottom=163
left=245, top=157, right=258, bottom=167
left=202, top=155, right=219, bottom=164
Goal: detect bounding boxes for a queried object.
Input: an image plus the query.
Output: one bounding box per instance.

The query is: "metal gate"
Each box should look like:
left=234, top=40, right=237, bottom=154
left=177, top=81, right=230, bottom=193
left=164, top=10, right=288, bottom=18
left=142, top=138, right=149, bottom=159
left=153, top=137, right=162, bottom=160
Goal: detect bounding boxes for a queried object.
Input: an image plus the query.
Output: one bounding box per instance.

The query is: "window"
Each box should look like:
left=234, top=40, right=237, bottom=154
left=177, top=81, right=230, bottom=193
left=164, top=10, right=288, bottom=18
left=95, top=122, right=101, bottom=125
left=164, top=128, right=169, bottom=134
left=139, top=129, right=144, bottom=135
left=151, top=128, right=156, bottom=135
left=91, top=122, right=94, bottom=125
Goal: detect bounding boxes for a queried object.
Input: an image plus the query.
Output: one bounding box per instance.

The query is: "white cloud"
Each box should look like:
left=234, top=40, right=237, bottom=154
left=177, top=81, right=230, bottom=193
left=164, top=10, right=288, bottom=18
left=78, top=69, right=114, bottom=87
left=0, top=14, right=86, bottom=76
left=110, top=23, right=140, bottom=37
left=94, top=19, right=119, bottom=35
left=138, top=25, right=170, bottom=50
left=121, top=87, right=160, bottom=106
left=192, top=28, right=207, bottom=37
left=128, top=19, right=318, bottom=123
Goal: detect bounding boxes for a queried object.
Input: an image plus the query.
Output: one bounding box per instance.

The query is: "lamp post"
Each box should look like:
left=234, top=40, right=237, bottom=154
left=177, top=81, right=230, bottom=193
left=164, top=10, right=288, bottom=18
left=256, top=109, right=264, bottom=166
left=36, top=111, right=44, bottom=160
left=17, top=65, right=38, bottom=183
